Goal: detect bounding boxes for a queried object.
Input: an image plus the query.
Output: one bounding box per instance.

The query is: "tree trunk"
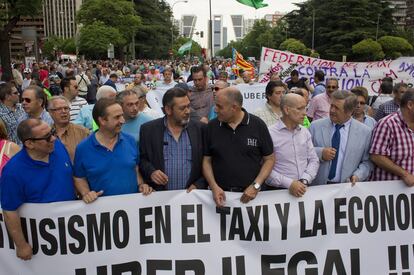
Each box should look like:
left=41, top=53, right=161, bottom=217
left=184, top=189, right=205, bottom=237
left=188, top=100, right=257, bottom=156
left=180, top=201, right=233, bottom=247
left=0, top=34, right=12, bottom=80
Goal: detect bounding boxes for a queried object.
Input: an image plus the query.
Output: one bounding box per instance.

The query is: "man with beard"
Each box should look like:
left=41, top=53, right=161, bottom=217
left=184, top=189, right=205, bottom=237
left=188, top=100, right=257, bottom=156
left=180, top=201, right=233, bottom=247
left=139, top=87, right=206, bottom=191
left=73, top=98, right=152, bottom=204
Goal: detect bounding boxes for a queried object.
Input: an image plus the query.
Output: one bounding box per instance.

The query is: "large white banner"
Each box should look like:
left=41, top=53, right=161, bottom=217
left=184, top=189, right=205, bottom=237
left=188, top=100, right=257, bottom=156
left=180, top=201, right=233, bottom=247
left=1, top=181, right=413, bottom=274
left=259, top=47, right=414, bottom=95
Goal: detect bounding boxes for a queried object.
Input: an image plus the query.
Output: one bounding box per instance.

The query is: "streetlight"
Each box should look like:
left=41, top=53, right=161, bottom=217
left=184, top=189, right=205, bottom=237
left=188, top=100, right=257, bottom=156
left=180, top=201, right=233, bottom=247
left=171, top=0, right=188, bottom=51
left=375, top=13, right=380, bottom=41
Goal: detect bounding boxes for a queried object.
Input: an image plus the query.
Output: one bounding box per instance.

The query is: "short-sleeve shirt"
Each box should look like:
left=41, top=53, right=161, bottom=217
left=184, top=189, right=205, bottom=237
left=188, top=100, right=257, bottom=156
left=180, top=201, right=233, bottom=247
left=369, top=111, right=414, bottom=180
left=73, top=132, right=139, bottom=196
left=204, top=109, right=274, bottom=189
left=0, top=139, right=75, bottom=211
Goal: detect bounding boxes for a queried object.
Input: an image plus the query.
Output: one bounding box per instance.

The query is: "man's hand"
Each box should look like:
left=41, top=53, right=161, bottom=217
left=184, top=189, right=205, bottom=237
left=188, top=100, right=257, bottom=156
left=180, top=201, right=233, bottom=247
left=322, top=147, right=336, bottom=161
left=350, top=175, right=359, bottom=186
left=289, top=180, right=307, bottom=197
left=150, top=170, right=168, bottom=185
left=186, top=184, right=197, bottom=193
left=402, top=173, right=414, bottom=187
left=240, top=185, right=259, bottom=204
left=82, top=190, right=104, bottom=204
left=139, top=183, right=153, bottom=195
left=16, top=242, right=32, bottom=260
left=200, top=117, right=209, bottom=124
left=211, top=186, right=226, bottom=207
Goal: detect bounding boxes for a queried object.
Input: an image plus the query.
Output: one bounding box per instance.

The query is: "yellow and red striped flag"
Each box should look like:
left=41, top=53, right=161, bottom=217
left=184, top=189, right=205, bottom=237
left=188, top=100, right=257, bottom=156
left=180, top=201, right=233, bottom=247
left=232, top=48, right=255, bottom=77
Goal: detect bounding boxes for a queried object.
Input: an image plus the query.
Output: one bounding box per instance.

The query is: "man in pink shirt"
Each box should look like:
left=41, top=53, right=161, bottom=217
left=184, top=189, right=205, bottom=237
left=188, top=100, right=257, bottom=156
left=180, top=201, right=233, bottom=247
left=307, top=78, right=338, bottom=121
left=265, top=93, right=319, bottom=197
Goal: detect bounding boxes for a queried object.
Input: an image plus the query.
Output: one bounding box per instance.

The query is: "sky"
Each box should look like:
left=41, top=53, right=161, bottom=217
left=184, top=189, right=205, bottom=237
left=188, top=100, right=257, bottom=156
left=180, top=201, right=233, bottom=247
left=165, top=0, right=306, bottom=47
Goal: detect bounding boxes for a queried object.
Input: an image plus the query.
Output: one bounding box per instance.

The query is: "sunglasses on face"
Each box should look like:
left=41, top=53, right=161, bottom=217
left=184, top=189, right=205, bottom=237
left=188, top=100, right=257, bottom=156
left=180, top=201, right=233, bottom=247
left=25, top=128, right=57, bottom=143
left=22, top=97, right=32, bottom=103
left=212, top=87, right=221, bottom=92
left=327, top=86, right=338, bottom=89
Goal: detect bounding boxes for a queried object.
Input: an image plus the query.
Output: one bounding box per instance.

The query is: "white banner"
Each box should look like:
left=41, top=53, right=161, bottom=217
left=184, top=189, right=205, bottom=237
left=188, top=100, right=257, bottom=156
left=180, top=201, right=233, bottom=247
left=146, top=84, right=266, bottom=115
left=259, top=47, right=414, bottom=95
left=1, top=181, right=413, bottom=274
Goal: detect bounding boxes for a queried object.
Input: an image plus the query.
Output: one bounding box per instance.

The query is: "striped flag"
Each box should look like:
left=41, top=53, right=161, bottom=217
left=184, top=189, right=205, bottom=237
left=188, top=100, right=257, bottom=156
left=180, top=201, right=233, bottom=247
left=232, top=48, right=255, bottom=77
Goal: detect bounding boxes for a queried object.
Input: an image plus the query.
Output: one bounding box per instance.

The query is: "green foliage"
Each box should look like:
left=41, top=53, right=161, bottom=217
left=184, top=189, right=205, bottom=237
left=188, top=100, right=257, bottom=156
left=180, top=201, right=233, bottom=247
left=279, top=38, right=311, bottom=55
left=77, top=0, right=140, bottom=58
left=352, top=38, right=385, bottom=61
left=79, top=21, right=124, bottom=59
left=43, top=36, right=76, bottom=60
left=172, top=37, right=202, bottom=57
left=135, top=0, right=175, bottom=59
left=284, top=0, right=395, bottom=60
left=378, top=36, right=413, bottom=59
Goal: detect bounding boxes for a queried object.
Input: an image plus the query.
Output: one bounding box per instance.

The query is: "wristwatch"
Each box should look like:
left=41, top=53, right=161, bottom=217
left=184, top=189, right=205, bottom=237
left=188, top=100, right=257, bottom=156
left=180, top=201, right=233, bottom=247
left=299, top=179, right=309, bottom=186
left=252, top=182, right=261, bottom=190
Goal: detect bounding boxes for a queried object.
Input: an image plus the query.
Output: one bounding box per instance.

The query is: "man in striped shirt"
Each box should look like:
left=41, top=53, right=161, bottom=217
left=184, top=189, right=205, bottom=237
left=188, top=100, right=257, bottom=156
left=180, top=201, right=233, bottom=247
left=370, top=89, right=414, bottom=187
left=61, top=77, right=88, bottom=122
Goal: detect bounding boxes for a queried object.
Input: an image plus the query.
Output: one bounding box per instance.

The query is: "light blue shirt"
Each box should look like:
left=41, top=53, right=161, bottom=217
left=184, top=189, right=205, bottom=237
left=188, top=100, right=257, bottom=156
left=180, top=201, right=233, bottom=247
left=312, top=83, right=326, bottom=98
left=18, top=109, right=54, bottom=126
left=73, top=104, right=94, bottom=131
left=330, top=118, right=351, bottom=182
left=121, top=113, right=153, bottom=142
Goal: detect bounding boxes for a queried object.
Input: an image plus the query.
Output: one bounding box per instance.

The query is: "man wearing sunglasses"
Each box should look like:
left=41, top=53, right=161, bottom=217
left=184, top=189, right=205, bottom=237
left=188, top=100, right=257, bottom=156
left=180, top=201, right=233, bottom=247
left=307, top=78, right=339, bottom=121
left=0, top=83, right=25, bottom=145
left=1, top=119, right=76, bottom=260
left=19, top=85, right=54, bottom=126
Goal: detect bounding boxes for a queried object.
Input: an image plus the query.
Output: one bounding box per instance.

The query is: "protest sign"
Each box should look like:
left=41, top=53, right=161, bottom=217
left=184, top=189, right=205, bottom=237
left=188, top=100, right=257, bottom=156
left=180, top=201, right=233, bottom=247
left=259, top=47, right=414, bottom=95
left=1, top=181, right=413, bottom=274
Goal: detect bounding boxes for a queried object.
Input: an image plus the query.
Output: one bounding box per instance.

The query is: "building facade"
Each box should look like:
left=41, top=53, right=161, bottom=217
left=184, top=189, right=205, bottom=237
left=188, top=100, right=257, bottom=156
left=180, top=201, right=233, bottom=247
left=43, top=0, right=83, bottom=39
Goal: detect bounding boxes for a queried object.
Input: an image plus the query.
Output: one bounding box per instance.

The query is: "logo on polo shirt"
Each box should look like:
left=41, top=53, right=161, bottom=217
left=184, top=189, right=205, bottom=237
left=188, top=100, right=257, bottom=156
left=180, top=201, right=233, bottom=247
left=247, top=138, right=257, bottom=147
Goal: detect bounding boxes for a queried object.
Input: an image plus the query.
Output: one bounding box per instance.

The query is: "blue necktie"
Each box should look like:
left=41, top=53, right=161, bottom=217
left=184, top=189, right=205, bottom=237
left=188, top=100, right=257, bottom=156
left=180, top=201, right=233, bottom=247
left=328, top=124, right=344, bottom=180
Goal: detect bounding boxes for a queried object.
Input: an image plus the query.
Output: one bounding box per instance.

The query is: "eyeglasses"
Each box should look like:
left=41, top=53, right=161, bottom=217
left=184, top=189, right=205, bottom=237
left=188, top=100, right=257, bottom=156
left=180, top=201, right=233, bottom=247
left=22, top=98, right=32, bottom=103
left=24, top=128, right=57, bottom=143
left=357, top=101, right=366, bottom=105
left=49, top=106, right=70, bottom=112
left=212, top=87, right=221, bottom=92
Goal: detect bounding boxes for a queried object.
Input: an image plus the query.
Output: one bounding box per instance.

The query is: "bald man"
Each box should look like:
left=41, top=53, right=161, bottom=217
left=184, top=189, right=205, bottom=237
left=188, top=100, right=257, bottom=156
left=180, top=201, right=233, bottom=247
left=208, top=80, right=229, bottom=120
left=265, top=94, right=319, bottom=197
left=203, top=87, right=275, bottom=207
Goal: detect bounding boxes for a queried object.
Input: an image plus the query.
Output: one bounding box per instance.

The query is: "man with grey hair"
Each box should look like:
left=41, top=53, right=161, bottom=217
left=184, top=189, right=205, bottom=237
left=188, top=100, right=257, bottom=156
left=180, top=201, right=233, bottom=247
left=116, top=90, right=152, bottom=142
left=370, top=88, right=414, bottom=187
left=19, top=85, right=54, bottom=126
left=309, top=90, right=373, bottom=185
left=48, top=96, right=89, bottom=162
left=265, top=94, right=319, bottom=197
left=203, top=87, right=275, bottom=207
left=73, top=85, right=117, bottom=131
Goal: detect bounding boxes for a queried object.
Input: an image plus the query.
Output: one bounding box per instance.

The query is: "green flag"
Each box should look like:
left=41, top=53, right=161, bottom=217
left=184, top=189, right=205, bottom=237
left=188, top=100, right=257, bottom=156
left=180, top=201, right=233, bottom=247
left=178, top=41, right=192, bottom=55
left=236, top=0, right=268, bottom=9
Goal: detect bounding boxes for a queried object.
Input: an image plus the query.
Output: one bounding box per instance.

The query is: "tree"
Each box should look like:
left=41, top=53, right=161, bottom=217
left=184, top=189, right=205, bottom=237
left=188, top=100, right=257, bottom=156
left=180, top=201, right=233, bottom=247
left=173, top=37, right=202, bottom=57
left=134, top=0, right=175, bottom=59
left=279, top=38, right=311, bottom=55
left=0, top=0, right=42, bottom=78
left=284, top=0, right=395, bottom=60
left=43, top=36, right=76, bottom=60
left=77, top=0, right=141, bottom=59
left=378, top=36, right=413, bottom=59
left=352, top=38, right=385, bottom=61
left=78, top=22, right=124, bottom=59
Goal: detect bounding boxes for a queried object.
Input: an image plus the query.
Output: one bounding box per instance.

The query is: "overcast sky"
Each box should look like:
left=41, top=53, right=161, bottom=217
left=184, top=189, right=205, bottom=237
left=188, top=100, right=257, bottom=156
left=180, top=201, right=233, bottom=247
left=165, top=0, right=305, bottom=47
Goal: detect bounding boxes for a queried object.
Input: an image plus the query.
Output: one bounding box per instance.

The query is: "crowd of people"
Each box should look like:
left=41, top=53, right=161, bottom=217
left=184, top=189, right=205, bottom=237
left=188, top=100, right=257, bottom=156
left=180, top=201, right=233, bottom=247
left=0, top=57, right=413, bottom=261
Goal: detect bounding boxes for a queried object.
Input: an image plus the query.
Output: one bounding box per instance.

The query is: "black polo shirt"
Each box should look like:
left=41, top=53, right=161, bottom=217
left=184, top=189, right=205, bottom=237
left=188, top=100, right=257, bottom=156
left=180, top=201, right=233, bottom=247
left=204, top=109, right=273, bottom=190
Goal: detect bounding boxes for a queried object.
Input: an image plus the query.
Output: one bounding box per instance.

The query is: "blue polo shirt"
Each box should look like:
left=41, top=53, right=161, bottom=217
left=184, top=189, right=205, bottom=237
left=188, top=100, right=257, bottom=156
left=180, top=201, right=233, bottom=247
left=73, top=132, right=139, bottom=196
left=0, top=139, right=76, bottom=211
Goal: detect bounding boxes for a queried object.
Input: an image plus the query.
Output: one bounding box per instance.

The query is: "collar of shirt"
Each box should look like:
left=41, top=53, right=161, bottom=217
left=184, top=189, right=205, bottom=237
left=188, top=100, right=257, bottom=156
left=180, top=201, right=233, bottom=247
left=219, top=108, right=250, bottom=127
left=275, top=119, right=301, bottom=133
left=265, top=102, right=282, bottom=118
left=396, top=110, right=413, bottom=132
left=331, top=117, right=352, bottom=134
left=92, top=132, right=124, bottom=149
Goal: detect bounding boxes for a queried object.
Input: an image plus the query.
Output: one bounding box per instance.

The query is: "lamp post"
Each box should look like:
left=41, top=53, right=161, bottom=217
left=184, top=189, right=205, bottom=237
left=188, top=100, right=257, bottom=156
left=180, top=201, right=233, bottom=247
left=171, top=0, right=188, bottom=52
left=375, top=14, right=380, bottom=41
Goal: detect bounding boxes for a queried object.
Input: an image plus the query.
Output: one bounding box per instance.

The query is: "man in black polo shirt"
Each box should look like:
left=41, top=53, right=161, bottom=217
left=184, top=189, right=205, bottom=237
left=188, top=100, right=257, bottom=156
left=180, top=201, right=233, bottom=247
left=203, top=87, right=275, bottom=207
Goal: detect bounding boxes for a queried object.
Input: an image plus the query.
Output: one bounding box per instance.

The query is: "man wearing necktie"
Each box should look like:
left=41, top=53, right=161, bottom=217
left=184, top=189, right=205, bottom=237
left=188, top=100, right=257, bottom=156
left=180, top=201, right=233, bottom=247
left=309, top=90, right=373, bottom=185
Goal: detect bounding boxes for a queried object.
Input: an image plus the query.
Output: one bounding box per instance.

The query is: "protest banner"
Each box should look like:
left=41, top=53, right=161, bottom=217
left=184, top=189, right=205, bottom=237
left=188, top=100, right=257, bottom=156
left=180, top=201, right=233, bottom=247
left=146, top=84, right=266, bottom=114
left=259, top=47, right=414, bottom=95
left=1, top=181, right=413, bottom=274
